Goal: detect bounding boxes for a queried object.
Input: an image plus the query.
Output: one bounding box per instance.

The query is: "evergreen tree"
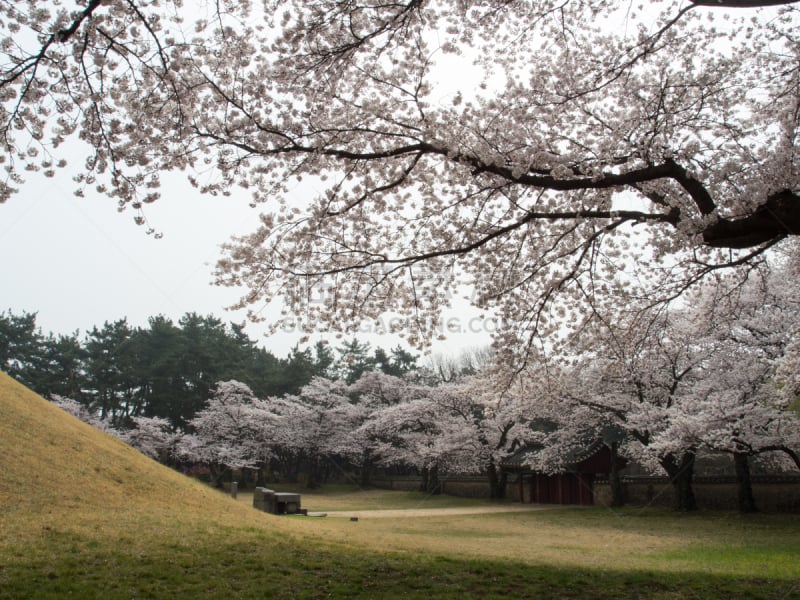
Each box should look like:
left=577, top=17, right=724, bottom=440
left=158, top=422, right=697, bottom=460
left=36, top=332, right=86, bottom=400
left=274, top=346, right=317, bottom=396
left=312, top=341, right=335, bottom=379
left=0, top=310, right=43, bottom=387
left=138, top=315, right=186, bottom=425
left=335, top=338, right=375, bottom=384
left=375, top=345, right=418, bottom=378
left=83, top=319, right=142, bottom=423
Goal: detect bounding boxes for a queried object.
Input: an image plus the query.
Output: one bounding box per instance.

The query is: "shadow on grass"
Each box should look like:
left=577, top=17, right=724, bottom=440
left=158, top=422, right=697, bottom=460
left=2, top=526, right=797, bottom=600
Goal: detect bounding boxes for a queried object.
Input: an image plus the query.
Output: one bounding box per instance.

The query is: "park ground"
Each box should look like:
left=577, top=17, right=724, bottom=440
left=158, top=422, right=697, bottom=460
left=1, top=372, right=799, bottom=599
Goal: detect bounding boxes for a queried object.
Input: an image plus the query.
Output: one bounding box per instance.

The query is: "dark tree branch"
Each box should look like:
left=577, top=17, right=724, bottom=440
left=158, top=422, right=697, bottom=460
left=56, top=0, right=104, bottom=43
left=738, top=443, right=800, bottom=471
left=690, top=0, right=799, bottom=6
left=204, top=110, right=800, bottom=251
left=702, top=189, right=800, bottom=248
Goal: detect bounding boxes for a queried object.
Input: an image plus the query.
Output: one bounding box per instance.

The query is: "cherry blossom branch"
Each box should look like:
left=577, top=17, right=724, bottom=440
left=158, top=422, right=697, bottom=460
left=56, top=0, right=104, bottom=42
left=690, top=0, right=799, bottom=6
left=735, top=442, right=800, bottom=470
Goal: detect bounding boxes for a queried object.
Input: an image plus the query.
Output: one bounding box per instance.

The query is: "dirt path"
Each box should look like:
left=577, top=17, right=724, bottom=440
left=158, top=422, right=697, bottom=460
left=316, top=504, right=558, bottom=519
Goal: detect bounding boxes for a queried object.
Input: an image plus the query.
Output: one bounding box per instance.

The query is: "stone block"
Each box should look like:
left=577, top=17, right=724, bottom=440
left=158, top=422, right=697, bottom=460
left=274, top=492, right=302, bottom=514
left=252, top=487, right=275, bottom=512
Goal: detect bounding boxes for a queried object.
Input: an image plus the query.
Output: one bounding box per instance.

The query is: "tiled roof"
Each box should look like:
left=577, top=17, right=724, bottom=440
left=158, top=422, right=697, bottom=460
left=502, top=439, right=606, bottom=470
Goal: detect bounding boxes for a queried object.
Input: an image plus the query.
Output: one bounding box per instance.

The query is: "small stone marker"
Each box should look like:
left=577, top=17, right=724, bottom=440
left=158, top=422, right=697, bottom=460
left=231, top=481, right=238, bottom=499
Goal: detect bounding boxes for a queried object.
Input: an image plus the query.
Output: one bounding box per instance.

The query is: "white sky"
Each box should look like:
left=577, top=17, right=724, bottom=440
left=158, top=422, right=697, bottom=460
left=1, top=166, right=492, bottom=358
left=3, top=2, right=778, bottom=361
left=0, top=17, right=502, bottom=360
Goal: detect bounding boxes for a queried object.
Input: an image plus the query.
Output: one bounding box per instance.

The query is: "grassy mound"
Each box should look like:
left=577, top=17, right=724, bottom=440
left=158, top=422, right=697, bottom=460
left=1, top=372, right=798, bottom=599
left=0, top=372, right=239, bottom=515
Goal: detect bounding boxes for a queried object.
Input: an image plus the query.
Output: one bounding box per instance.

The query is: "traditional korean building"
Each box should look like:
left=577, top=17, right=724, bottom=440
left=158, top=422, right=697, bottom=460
left=503, top=441, right=623, bottom=506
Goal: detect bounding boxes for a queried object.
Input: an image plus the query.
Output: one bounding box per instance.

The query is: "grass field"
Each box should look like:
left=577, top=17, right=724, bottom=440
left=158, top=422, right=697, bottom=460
left=1, top=372, right=799, bottom=599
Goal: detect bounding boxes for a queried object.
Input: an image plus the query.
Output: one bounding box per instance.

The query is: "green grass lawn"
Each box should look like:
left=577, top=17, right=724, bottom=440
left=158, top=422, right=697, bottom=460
left=238, top=483, right=492, bottom=511
left=2, top=372, right=800, bottom=599
left=3, top=502, right=799, bottom=599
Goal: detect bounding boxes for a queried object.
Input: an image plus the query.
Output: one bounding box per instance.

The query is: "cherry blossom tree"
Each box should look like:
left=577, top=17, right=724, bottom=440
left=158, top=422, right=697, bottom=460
left=345, top=370, right=424, bottom=486
left=537, top=251, right=800, bottom=512
left=2, top=1, right=799, bottom=361
left=349, top=375, right=480, bottom=493
left=53, top=394, right=187, bottom=463
left=542, top=303, right=722, bottom=512
left=51, top=393, right=121, bottom=436
left=270, top=377, right=361, bottom=488
left=430, top=376, right=536, bottom=498
left=356, top=394, right=476, bottom=494
left=647, top=261, right=800, bottom=511
left=119, top=415, right=181, bottom=461
left=777, top=341, right=800, bottom=398
left=347, top=371, right=532, bottom=496
left=178, top=380, right=278, bottom=487
left=775, top=246, right=800, bottom=407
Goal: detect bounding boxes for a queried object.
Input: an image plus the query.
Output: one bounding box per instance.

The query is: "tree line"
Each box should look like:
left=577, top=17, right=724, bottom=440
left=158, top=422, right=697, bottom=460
left=43, top=255, right=800, bottom=514
left=4, top=253, right=799, bottom=514
left=0, top=311, right=418, bottom=429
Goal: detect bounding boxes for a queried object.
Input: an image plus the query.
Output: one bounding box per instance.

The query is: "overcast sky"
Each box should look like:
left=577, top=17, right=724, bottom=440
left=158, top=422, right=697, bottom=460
left=1, top=166, right=491, bottom=358
left=0, top=33, right=495, bottom=360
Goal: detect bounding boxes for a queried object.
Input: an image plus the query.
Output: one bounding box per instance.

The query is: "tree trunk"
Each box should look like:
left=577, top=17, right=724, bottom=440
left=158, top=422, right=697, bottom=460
left=255, top=466, right=266, bottom=487
left=420, top=465, right=442, bottom=495
left=487, top=459, right=507, bottom=500
left=608, top=442, right=625, bottom=507
left=360, top=451, right=373, bottom=488
left=209, top=463, right=229, bottom=489
left=733, top=452, right=758, bottom=513
left=660, top=451, right=697, bottom=512
left=304, top=455, right=321, bottom=489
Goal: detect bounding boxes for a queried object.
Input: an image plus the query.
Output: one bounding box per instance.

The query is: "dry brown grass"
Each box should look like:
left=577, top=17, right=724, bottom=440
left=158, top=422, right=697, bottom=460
left=2, top=373, right=223, bottom=511
left=0, top=372, right=296, bottom=540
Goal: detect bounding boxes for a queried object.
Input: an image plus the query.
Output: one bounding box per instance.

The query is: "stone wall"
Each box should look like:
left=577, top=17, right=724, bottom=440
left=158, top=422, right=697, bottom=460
left=371, top=475, right=493, bottom=498
left=375, top=474, right=800, bottom=511
left=594, top=476, right=800, bottom=512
